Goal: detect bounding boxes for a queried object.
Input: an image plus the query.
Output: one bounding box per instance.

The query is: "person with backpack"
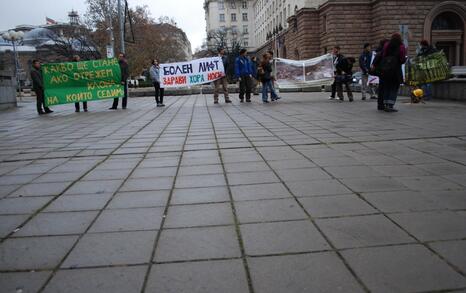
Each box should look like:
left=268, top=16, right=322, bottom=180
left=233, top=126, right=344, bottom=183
left=150, top=58, right=165, bottom=107
left=260, top=53, right=279, bottom=103
left=235, top=48, right=253, bottom=103
left=335, top=57, right=355, bottom=102
left=379, top=33, right=407, bottom=112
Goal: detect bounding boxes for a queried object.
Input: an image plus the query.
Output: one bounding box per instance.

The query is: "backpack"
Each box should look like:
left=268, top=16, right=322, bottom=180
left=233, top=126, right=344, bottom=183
left=380, top=55, right=399, bottom=79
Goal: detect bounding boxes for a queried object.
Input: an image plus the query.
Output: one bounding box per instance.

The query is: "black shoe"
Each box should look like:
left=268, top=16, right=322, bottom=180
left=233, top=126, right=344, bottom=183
left=160, top=104, right=165, bottom=107
left=214, top=100, right=219, bottom=104
left=45, top=109, right=53, bottom=113
left=349, top=98, right=354, bottom=102
left=370, top=96, right=377, bottom=100
left=362, top=97, right=366, bottom=101
left=240, top=99, right=244, bottom=103
left=263, top=100, right=269, bottom=103
left=122, top=107, right=127, bottom=110
left=384, top=108, right=398, bottom=112
left=225, top=99, right=232, bottom=103
left=84, top=109, right=88, bottom=112
left=109, top=107, right=117, bottom=110
left=75, top=109, right=80, bottom=113
left=246, top=99, right=251, bottom=103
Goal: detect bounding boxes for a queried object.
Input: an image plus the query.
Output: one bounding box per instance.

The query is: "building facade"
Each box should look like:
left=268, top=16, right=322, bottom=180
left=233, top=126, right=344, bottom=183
left=254, top=0, right=466, bottom=67
left=204, top=0, right=256, bottom=50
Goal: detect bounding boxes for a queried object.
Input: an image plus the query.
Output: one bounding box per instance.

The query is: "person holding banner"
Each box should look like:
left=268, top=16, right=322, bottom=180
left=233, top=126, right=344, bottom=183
left=30, top=60, right=53, bottom=115
left=72, top=55, right=88, bottom=112
left=213, top=48, right=232, bottom=104
left=235, top=49, right=253, bottom=103
left=110, top=53, right=129, bottom=110
left=416, top=40, right=438, bottom=100
left=150, top=59, right=165, bottom=107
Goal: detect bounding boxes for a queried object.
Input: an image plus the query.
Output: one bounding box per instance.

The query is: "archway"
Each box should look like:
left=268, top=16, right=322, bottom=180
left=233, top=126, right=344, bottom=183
left=424, top=1, right=466, bottom=65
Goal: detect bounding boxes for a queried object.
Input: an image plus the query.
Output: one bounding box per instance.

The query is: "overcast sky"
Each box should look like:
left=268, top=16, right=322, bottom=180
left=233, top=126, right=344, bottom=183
left=0, top=0, right=206, bottom=51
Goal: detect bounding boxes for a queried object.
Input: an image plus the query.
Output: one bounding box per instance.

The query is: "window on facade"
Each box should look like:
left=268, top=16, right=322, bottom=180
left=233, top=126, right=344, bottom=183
left=432, top=12, right=463, bottom=30
left=231, top=13, right=237, bottom=21
left=243, top=25, right=249, bottom=34
left=322, top=15, right=327, bottom=32
left=219, top=1, right=224, bottom=10
left=242, top=1, right=247, bottom=9
left=242, top=13, right=248, bottom=21
left=230, top=1, right=236, bottom=9
left=244, top=40, right=249, bottom=47
left=219, top=14, right=225, bottom=22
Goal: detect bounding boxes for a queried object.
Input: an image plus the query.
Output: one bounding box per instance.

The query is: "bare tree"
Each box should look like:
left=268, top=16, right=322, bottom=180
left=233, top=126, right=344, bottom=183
left=44, top=30, right=102, bottom=61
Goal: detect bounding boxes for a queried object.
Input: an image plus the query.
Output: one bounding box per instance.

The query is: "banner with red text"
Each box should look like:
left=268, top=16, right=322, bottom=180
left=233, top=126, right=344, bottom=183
left=160, top=57, right=225, bottom=88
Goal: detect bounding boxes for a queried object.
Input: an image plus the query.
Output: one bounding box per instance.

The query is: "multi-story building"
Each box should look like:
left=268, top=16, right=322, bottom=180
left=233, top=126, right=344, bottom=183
left=253, top=0, right=326, bottom=49
left=204, top=0, right=256, bottom=50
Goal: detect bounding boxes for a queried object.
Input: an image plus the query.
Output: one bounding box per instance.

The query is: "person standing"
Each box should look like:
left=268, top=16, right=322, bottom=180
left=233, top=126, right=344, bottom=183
left=335, top=57, right=355, bottom=102
left=359, top=43, right=376, bottom=100
left=250, top=56, right=260, bottom=96
left=30, top=60, right=53, bottom=115
left=150, top=59, right=165, bottom=107
left=235, top=48, right=253, bottom=103
left=417, top=40, right=438, bottom=100
left=371, top=39, right=389, bottom=110
left=72, top=55, right=88, bottom=112
left=213, top=48, right=231, bottom=104
left=380, top=33, right=407, bottom=112
left=329, top=46, right=344, bottom=100
left=260, top=53, right=279, bottom=103
left=110, top=53, right=129, bottom=110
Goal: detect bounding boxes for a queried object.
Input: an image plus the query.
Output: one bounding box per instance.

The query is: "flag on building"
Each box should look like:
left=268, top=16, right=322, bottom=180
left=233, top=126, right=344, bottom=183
left=46, top=17, right=57, bottom=25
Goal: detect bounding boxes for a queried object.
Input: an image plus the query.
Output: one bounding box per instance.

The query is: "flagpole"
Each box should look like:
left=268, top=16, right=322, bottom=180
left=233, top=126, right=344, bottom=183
left=118, top=0, right=125, bottom=54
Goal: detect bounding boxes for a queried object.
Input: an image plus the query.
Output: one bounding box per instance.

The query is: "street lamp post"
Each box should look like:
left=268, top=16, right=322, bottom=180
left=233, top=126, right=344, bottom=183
left=2, top=30, right=25, bottom=98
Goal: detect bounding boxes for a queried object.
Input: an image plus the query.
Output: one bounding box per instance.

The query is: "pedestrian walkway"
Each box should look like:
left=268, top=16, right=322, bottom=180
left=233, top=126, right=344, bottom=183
left=1, top=93, right=466, bottom=292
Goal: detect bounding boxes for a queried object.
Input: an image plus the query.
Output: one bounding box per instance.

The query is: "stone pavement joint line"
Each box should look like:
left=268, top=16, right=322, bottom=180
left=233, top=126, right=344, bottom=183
left=0, top=93, right=465, bottom=293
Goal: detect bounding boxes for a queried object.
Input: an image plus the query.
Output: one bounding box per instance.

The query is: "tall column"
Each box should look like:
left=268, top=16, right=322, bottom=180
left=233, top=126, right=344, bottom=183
left=455, top=42, right=461, bottom=66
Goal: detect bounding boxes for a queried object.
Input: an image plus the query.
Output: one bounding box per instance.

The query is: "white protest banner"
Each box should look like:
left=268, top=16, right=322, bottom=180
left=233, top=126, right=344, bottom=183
left=275, top=54, right=334, bottom=88
left=160, top=57, right=225, bottom=88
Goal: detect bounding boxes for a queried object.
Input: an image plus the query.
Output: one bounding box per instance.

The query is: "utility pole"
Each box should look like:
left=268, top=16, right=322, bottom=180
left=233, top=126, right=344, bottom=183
left=107, top=0, right=115, bottom=57
left=118, top=0, right=125, bottom=54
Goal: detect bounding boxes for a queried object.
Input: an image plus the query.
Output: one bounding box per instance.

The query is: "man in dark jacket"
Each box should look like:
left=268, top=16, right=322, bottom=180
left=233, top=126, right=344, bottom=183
left=110, top=53, right=129, bottom=110
left=213, top=48, right=231, bottom=104
left=235, top=48, right=253, bottom=102
left=30, top=60, right=53, bottom=115
left=336, top=57, right=355, bottom=102
left=359, top=43, right=376, bottom=100
left=329, top=46, right=344, bottom=100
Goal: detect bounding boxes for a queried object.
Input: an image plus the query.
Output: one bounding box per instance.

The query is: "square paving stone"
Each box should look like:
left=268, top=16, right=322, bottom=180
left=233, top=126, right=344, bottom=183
left=389, top=211, right=466, bottom=241
left=120, top=177, right=174, bottom=191
left=287, top=179, right=352, bottom=197
left=429, top=190, right=466, bottom=209
left=248, top=252, right=364, bottom=293
left=89, top=207, right=164, bottom=232
left=267, top=159, right=317, bottom=170
left=107, top=190, right=169, bottom=209
left=165, top=203, right=234, bottom=228
left=230, top=183, right=291, bottom=201
left=180, top=156, right=221, bottom=166
left=341, top=244, right=466, bottom=292
left=0, top=174, right=38, bottom=185
left=44, top=266, right=147, bottom=293
left=241, top=220, right=330, bottom=256
left=0, top=196, right=53, bottom=215
left=146, top=259, right=249, bottom=293
left=316, top=214, right=414, bottom=249
left=155, top=226, right=241, bottom=262
left=235, top=198, right=307, bottom=224
left=227, top=171, right=280, bottom=185
left=324, top=165, right=382, bottom=178
left=0, top=214, right=28, bottom=238
left=33, top=172, right=84, bottom=183
left=0, top=271, right=51, bottom=293
left=16, top=211, right=98, bottom=236
left=361, top=190, right=444, bottom=213
left=275, top=168, right=331, bottom=182
left=171, top=186, right=230, bottom=204
left=131, top=167, right=178, bottom=178
left=340, top=177, right=408, bottom=193
left=10, top=182, right=72, bottom=197
left=178, top=164, right=223, bottom=176
left=370, top=164, right=431, bottom=177
left=394, top=176, right=463, bottom=191
left=175, top=174, right=226, bottom=188
left=299, top=194, right=377, bottom=218
left=224, top=161, right=270, bottom=173
left=429, top=240, right=466, bottom=273
left=64, top=180, right=122, bottom=195
left=62, top=231, right=155, bottom=268
left=82, top=169, right=132, bottom=181
left=0, top=235, right=78, bottom=270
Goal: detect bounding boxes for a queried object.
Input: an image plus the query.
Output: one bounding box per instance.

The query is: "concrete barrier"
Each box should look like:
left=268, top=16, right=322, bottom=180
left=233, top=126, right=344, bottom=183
left=432, top=79, right=466, bottom=101
left=0, top=70, right=17, bottom=110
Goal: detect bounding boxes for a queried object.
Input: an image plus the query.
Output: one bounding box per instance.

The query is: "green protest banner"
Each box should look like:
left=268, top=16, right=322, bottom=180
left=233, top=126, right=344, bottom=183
left=43, top=58, right=124, bottom=106
left=405, top=51, right=451, bottom=86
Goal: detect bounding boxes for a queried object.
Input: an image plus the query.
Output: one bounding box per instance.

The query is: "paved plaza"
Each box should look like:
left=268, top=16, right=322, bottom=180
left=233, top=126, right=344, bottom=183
left=0, top=92, right=466, bottom=292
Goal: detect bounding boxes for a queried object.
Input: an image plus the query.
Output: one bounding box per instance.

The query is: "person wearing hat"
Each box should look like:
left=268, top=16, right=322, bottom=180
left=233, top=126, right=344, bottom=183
left=213, top=47, right=231, bottom=104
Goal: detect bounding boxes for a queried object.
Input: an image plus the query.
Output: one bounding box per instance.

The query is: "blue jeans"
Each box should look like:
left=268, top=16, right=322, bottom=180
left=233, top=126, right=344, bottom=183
left=262, top=80, right=278, bottom=101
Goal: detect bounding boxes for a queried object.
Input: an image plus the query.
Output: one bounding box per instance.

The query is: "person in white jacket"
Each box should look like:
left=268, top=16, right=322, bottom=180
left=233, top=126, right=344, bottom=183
left=150, top=59, right=165, bottom=107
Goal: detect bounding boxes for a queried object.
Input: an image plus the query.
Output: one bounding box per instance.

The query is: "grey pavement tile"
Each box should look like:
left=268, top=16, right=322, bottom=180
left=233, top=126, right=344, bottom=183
left=316, top=214, right=414, bottom=249
left=287, top=179, right=352, bottom=197
left=235, top=198, right=307, bottom=224
left=0, top=174, right=39, bottom=186
left=429, top=240, right=466, bottom=274
left=171, top=186, right=230, bottom=205
left=45, top=193, right=113, bottom=212
left=180, top=156, right=221, bottom=166
left=165, top=203, right=234, bottom=228
left=299, top=194, right=377, bottom=218
left=33, top=172, right=84, bottom=183
left=44, top=266, right=146, bottom=293
left=0, top=184, right=20, bottom=198
left=324, top=165, right=383, bottom=179
left=175, top=174, right=226, bottom=188
left=311, top=156, right=363, bottom=167
left=16, top=211, right=98, bottom=236
left=82, top=169, right=132, bottom=181
left=0, top=214, right=29, bottom=238
left=394, top=175, right=463, bottom=191
left=416, top=162, right=466, bottom=176
left=267, top=159, right=317, bottom=170
left=429, top=190, right=466, bottom=209
left=107, top=190, right=169, bottom=209
left=340, top=177, right=408, bottom=193
left=0, top=196, right=53, bottom=215
left=155, top=226, right=241, bottom=262
left=0, top=235, right=78, bottom=270
left=146, top=259, right=249, bottom=293
left=62, top=231, right=155, bottom=268
left=138, top=157, right=180, bottom=168
left=248, top=252, right=364, bottom=293
left=64, top=180, right=122, bottom=195
left=361, top=190, right=445, bottom=213
left=370, top=164, right=432, bottom=177
left=230, top=183, right=291, bottom=201
left=224, top=161, right=270, bottom=173
left=120, top=177, right=174, bottom=191
left=227, top=171, right=280, bottom=185
left=131, top=166, right=178, bottom=178
left=241, top=220, right=330, bottom=256
left=10, top=182, right=72, bottom=197
left=341, top=244, right=466, bottom=292
left=389, top=211, right=466, bottom=242
left=178, top=164, right=223, bottom=176
left=0, top=271, right=51, bottom=293
left=89, top=207, right=164, bottom=232
left=443, top=174, right=466, bottom=187
left=275, top=168, right=331, bottom=182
